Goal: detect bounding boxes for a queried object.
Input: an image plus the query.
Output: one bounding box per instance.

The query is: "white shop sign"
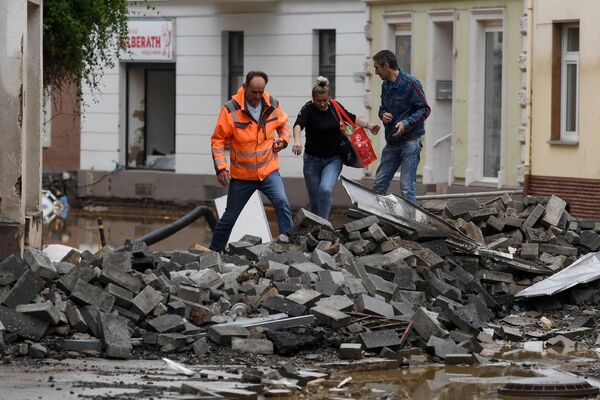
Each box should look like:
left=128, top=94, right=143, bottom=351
left=121, top=19, right=174, bottom=62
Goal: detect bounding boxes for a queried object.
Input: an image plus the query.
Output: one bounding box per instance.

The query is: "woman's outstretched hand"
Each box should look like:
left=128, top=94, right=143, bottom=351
left=292, top=143, right=303, bottom=155
left=367, top=123, right=380, bottom=135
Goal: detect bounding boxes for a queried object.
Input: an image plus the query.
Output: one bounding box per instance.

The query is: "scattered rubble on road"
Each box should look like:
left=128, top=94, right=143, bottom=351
left=2, top=180, right=600, bottom=397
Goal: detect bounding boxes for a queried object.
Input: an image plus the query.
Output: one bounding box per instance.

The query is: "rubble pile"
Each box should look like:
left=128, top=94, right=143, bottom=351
left=0, top=192, right=600, bottom=373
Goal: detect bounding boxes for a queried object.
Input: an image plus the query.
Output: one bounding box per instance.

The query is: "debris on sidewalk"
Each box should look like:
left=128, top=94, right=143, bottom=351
left=2, top=179, right=600, bottom=397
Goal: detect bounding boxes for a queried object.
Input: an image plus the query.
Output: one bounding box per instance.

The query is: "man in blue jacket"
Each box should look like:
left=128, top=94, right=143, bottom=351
left=372, top=50, right=431, bottom=203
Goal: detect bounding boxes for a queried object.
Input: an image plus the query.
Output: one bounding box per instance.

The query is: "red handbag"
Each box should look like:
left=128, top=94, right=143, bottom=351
left=330, top=99, right=377, bottom=168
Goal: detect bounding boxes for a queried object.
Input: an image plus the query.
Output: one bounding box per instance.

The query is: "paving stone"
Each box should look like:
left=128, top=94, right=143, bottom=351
left=546, top=335, right=576, bottom=349
left=444, top=303, right=483, bottom=334
left=66, top=305, right=88, bottom=332
left=315, top=295, right=354, bottom=312
left=15, top=302, right=61, bottom=325
left=522, top=203, right=546, bottom=230
left=208, top=324, right=249, bottom=345
left=368, top=224, right=388, bottom=243
left=413, top=248, right=444, bottom=269
left=263, top=296, right=306, bottom=317
left=197, top=251, right=223, bottom=271
left=286, top=289, right=321, bottom=307
left=62, top=339, right=101, bottom=352
left=344, top=216, right=379, bottom=234
left=368, top=273, right=398, bottom=301
left=444, top=353, right=475, bottom=365
left=231, top=338, right=274, bottom=355
left=293, top=208, right=333, bottom=230
left=578, top=230, right=600, bottom=252
left=542, top=195, right=567, bottom=227
left=465, top=207, right=498, bottom=223
left=355, top=294, right=394, bottom=317
left=520, top=243, right=539, bottom=260
left=486, top=215, right=505, bottom=233
left=359, top=329, right=401, bottom=350
left=131, top=286, right=164, bottom=317
left=476, top=269, right=514, bottom=284
left=357, top=248, right=413, bottom=268
left=148, top=314, right=186, bottom=333
left=192, top=337, right=209, bottom=355
left=463, top=222, right=485, bottom=243
left=502, top=326, right=524, bottom=341
left=390, top=300, right=415, bottom=317
left=339, top=343, right=362, bottom=359
left=2, top=270, right=45, bottom=308
left=70, top=279, right=115, bottom=313
left=445, top=198, right=482, bottom=219
left=102, top=252, right=131, bottom=272
left=54, top=262, right=75, bottom=275
left=100, top=313, right=131, bottom=359
left=412, top=307, right=448, bottom=339
left=311, top=249, right=337, bottom=269
left=310, top=305, right=351, bottom=329
left=538, top=244, right=578, bottom=257
left=288, top=262, right=324, bottom=277
left=24, top=247, right=58, bottom=280
left=80, top=306, right=102, bottom=337
left=157, top=332, right=188, bottom=349
left=426, top=336, right=463, bottom=359
left=392, top=290, right=426, bottom=306
left=28, top=343, right=48, bottom=358
left=58, top=263, right=96, bottom=293
left=0, top=254, right=27, bottom=285
left=0, top=305, right=49, bottom=340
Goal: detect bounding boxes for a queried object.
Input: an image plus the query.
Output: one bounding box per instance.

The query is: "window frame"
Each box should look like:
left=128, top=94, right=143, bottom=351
left=560, top=23, right=579, bottom=142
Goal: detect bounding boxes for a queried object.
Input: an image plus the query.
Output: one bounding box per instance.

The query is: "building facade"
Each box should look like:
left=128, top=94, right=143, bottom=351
left=525, top=0, right=600, bottom=218
left=75, top=0, right=372, bottom=206
left=366, top=0, right=527, bottom=190
left=0, top=0, right=44, bottom=259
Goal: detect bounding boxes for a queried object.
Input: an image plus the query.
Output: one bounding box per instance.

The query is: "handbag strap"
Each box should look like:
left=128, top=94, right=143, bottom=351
left=330, top=99, right=356, bottom=128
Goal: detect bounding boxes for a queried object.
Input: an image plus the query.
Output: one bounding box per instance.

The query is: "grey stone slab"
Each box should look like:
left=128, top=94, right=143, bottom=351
left=105, top=283, right=134, bottom=307
left=368, top=273, right=397, bottom=301
left=520, top=243, right=539, bottom=260
left=414, top=248, right=444, bottom=268
left=522, top=203, right=546, bottom=230
left=294, top=208, right=333, bottom=229
left=579, top=230, right=600, bottom=251
left=24, top=247, right=57, bottom=280
left=80, top=306, right=102, bottom=337
left=344, top=216, right=379, bottom=234
left=208, top=324, right=249, bottom=345
left=286, top=289, right=321, bottom=307
left=464, top=207, right=498, bottom=223
left=538, top=243, right=578, bottom=257
left=71, top=279, right=115, bottom=313
left=192, top=337, right=209, bottom=355
left=0, top=254, right=27, bottom=285
left=170, top=250, right=198, bottom=266
left=288, top=262, right=324, bottom=277
left=0, top=305, right=49, bottom=340
left=426, top=336, right=463, bottom=359
left=263, top=296, right=306, bottom=317
left=148, top=314, right=185, bottom=333
left=131, top=286, right=164, bottom=317
left=157, top=332, right=188, bottom=349
left=339, top=343, right=362, bottom=359
left=359, top=329, right=401, bottom=350
left=58, top=263, right=96, bottom=293
left=355, top=294, right=394, bottom=317
left=310, top=305, right=351, bottom=329
left=102, top=251, right=131, bottom=272
left=412, top=307, right=448, bottom=339
left=392, top=266, right=418, bottom=291
left=445, top=198, right=482, bottom=219
left=54, top=262, right=76, bottom=275
left=61, top=339, right=101, bottom=352
left=357, top=248, right=413, bottom=268
left=542, top=195, right=567, bottom=227
left=15, top=302, right=61, bottom=325
left=99, top=265, right=143, bottom=294
left=315, top=295, right=354, bottom=312
left=66, top=305, right=88, bottom=332
left=476, top=269, right=514, bottom=284
left=392, top=289, right=426, bottom=306
left=231, top=338, right=274, bottom=355
left=2, top=270, right=45, bottom=308
left=311, top=249, right=337, bottom=269
left=100, top=312, right=131, bottom=359
left=368, top=224, right=388, bottom=243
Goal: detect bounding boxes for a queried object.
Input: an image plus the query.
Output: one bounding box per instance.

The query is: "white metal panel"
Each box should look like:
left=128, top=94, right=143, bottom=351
left=214, top=191, right=272, bottom=244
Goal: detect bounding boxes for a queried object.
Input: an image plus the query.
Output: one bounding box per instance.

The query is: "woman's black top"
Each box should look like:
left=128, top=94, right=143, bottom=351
left=294, top=100, right=356, bottom=158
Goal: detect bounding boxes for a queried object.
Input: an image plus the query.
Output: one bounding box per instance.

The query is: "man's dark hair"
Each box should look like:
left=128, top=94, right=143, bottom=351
left=245, top=71, right=269, bottom=86
left=373, top=50, right=399, bottom=70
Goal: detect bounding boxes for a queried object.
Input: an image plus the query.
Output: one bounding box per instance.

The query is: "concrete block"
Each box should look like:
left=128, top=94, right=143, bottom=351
left=578, top=230, right=600, bottom=251
left=288, top=262, right=324, bottom=277
left=355, top=294, right=394, bottom=317
left=0, top=254, right=27, bottom=285
left=24, top=247, right=58, bottom=280
left=15, top=302, right=60, bottom=325
left=368, top=224, right=388, bottom=243
left=148, top=314, right=186, bottom=333
left=413, top=248, right=444, bottom=268
left=445, top=198, right=482, bottom=219
left=538, top=243, right=578, bottom=257
left=208, top=324, right=249, bottom=345
left=66, top=305, right=88, bottom=332
left=465, top=207, right=498, bottom=223
left=80, top=306, right=102, bottom=337
left=392, top=290, right=426, bottom=306
left=426, top=336, right=463, bottom=358
left=464, top=222, right=485, bottom=243
left=54, top=262, right=75, bottom=275
left=231, top=338, right=274, bottom=355
left=157, top=332, right=187, bottom=349
left=263, top=296, right=306, bottom=317
left=520, top=243, right=539, bottom=260
left=311, top=249, right=337, bottom=269
left=131, top=241, right=151, bottom=258
left=131, top=286, right=164, bottom=317
left=359, top=329, right=401, bottom=350
left=71, top=279, right=115, bottom=313
left=486, top=216, right=505, bottom=233
left=192, top=337, right=209, bottom=355
left=412, top=307, right=448, bottom=339
left=106, top=283, right=134, bottom=308
left=542, top=195, right=567, bottom=227
left=444, top=353, right=475, bottom=365
left=502, top=326, right=524, bottom=341
left=522, top=203, right=546, bottom=230
left=315, top=295, right=354, bottom=312
left=357, top=248, right=412, bottom=268
left=100, top=313, right=132, bottom=359
left=344, top=216, right=379, bottom=234
left=339, top=343, right=362, bottom=359
left=170, top=250, right=198, bottom=266
left=310, top=305, right=351, bottom=329
left=368, top=273, right=397, bottom=301
left=286, top=289, right=321, bottom=307
left=62, top=339, right=101, bottom=352
left=294, top=208, right=333, bottom=230
left=58, top=263, right=96, bottom=293
left=0, top=305, right=49, bottom=340
left=102, top=252, right=131, bottom=272
left=2, top=270, right=45, bottom=308
left=476, top=269, right=514, bottom=284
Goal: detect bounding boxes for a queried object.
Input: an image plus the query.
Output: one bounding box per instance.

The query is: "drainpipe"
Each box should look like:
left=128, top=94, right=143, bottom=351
left=523, top=0, right=534, bottom=195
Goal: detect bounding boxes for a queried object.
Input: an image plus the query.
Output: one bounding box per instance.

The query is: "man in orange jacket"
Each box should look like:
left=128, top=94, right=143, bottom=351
left=210, top=71, right=293, bottom=252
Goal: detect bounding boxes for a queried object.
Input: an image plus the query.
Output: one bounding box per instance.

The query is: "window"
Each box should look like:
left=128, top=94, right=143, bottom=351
left=228, top=31, right=244, bottom=98
left=551, top=23, right=579, bottom=142
left=561, top=24, right=579, bottom=141
left=483, top=28, right=503, bottom=178
left=395, top=23, right=412, bottom=74
left=318, top=30, right=336, bottom=97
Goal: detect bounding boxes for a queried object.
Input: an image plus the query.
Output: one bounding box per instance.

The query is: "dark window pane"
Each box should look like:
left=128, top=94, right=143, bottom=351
left=228, top=31, right=244, bottom=98
left=395, top=35, right=411, bottom=74
left=483, top=31, right=503, bottom=178
left=566, top=63, right=578, bottom=132
left=318, top=30, right=336, bottom=97
left=567, top=27, right=579, bottom=52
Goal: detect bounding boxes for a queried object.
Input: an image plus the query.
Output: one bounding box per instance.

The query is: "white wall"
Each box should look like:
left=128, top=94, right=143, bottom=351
left=80, top=0, right=370, bottom=179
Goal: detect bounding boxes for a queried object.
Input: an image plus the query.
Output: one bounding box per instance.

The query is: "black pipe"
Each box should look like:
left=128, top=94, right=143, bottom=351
left=117, top=206, right=217, bottom=251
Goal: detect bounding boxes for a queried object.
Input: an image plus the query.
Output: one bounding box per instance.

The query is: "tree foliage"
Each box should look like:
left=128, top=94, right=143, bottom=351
left=43, top=0, right=129, bottom=92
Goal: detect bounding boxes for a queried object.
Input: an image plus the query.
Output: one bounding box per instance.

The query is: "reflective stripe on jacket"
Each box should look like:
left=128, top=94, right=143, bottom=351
left=211, top=86, right=290, bottom=181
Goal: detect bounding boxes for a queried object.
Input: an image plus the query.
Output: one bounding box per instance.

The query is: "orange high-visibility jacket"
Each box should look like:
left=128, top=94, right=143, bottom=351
left=211, top=86, right=290, bottom=181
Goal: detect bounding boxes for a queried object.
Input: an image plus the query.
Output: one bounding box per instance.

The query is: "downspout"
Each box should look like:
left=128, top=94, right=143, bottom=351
left=523, top=0, right=534, bottom=195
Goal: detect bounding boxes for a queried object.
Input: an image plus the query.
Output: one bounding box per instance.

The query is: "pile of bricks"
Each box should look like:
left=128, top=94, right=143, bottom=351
left=0, top=192, right=599, bottom=364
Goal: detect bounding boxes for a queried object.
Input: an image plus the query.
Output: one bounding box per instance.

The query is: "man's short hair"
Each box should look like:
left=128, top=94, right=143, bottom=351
left=373, top=50, right=399, bottom=70
left=245, top=71, right=269, bottom=86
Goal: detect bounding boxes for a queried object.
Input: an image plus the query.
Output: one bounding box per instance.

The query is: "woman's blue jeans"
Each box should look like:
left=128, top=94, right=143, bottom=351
left=303, top=153, right=343, bottom=220
left=209, top=171, right=293, bottom=252
left=373, top=139, right=422, bottom=203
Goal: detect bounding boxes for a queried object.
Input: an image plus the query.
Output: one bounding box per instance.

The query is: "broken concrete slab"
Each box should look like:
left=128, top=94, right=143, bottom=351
left=0, top=305, right=49, bottom=340
left=99, top=313, right=132, bottom=359
left=231, top=338, right=274, bottom=355
left=310, top=305, right=351, bottom=329
left=355, top=294, right=394, bottom=318
left=208, top=325, right=249, bottom=345
left=359, top=329, right=401, bottom=350
left=412, top=307, right=448, bottom=339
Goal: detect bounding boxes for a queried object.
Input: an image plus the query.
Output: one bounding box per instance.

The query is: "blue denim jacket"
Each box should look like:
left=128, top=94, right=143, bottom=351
left=379, top=71, right=431, bottom=146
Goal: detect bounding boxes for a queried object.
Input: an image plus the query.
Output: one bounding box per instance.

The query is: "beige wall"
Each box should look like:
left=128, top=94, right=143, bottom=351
left=530, top=0, right=600, bottom=179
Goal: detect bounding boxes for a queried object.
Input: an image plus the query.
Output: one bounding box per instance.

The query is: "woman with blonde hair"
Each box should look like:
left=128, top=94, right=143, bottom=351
left=292, top=77, right=379, bottom=219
